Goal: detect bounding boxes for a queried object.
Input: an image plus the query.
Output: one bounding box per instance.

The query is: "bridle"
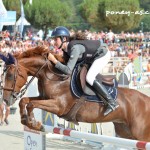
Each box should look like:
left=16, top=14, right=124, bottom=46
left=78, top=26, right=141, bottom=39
left=2, top=57, right=49, bottom=104
left=2, top=53, right=68, bottom=104
left=0, top=63, right=18, bottom=105
left=2, top=61, right=25, bottom=105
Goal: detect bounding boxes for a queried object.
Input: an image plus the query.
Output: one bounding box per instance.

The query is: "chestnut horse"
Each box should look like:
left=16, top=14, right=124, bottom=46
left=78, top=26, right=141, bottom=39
left=1, top=46, right=150, bottom=142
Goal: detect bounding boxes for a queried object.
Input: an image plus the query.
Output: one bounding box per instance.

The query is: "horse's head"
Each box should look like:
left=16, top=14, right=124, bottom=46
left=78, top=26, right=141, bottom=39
left=0, top=46, right=66, bottom=106
left=1, top=53, right=28, bottom=106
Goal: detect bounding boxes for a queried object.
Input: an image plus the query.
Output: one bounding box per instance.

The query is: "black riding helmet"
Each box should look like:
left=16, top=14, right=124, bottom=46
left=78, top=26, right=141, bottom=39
left=51, top=26, right=70, bottom=49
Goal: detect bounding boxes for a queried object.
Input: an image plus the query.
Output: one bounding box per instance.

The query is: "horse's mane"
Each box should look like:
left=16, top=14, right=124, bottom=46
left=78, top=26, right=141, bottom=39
left=14, top=46, right=49, bottom=59
left=14, top=46, right=66, bottom=63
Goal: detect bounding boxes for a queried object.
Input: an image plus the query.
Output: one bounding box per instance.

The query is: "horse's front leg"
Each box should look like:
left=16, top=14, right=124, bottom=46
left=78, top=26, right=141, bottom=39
left=26, top=99, right=61, bottom=131
left=19, top=97, right=42, bottom=126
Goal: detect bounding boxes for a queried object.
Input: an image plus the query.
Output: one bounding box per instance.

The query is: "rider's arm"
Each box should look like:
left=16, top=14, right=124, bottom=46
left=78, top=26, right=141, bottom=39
left=55, top=44, right=85, bottom=75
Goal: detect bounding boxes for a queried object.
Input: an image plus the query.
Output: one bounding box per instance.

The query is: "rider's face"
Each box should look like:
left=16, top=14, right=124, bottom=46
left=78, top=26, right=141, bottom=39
left=54, top=37, right=62, bottom=48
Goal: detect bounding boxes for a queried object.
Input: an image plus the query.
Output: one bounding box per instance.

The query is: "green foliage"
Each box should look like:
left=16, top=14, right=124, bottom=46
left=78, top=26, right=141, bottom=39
left=24, top=0, right=72, bottom=38
left=142, top=15, right=150, bottom=31
left=24, top=0, right=71, bottom=29
left=3, top=0, right=21, bottom=19
left=2, top=0, right=149, bottom=32
left=80, top=0, right=143, bottom=32
left=100, top=0, right=143, bottom=31
left=134, top=15, right=150, bottom=32
left=22, top=0, right=28, bottom=5
left=80, top=0, right=99, bottom=30
left=139, top=0, right=150, bottom=11
left=60, top=0, right=89, bottom=31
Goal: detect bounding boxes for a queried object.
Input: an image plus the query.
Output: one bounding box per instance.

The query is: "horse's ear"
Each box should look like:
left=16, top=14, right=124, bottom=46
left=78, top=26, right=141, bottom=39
left=0, top=53, right=8, bottom=63
left=7, top=53, right=15, bottom=64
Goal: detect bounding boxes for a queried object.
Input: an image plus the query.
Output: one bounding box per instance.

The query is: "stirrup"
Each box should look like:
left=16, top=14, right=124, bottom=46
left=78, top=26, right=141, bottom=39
left=104, top=107, right=113, bottom=116
left=104, top=103, right=119, bottom=116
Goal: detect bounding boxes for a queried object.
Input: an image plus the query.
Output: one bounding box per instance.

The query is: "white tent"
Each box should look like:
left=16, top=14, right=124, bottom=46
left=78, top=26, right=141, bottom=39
left=0, top=0, right=7, bottom=17
left=0, top=0, right=7, bottom=31
left=16, top=17, right=30, bottom=26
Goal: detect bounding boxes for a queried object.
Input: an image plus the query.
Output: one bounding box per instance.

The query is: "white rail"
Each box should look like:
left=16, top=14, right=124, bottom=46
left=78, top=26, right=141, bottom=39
left=43, top=125, right=150, bottom=150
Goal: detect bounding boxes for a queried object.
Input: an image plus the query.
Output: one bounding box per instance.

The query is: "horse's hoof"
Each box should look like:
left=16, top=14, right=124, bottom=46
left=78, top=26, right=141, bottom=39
left=21, top=120, right=27, bottom=125
left=34, top=121, right=42, bottom=131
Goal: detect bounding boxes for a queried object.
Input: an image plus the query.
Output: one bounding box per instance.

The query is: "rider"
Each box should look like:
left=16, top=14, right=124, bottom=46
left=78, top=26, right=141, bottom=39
left=48, top=26, right=119, bottom=116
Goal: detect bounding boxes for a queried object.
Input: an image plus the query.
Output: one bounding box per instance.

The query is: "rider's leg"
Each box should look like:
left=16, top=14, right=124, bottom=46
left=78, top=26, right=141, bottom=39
left=93, top=79, right=119, bottom=116
left=86, top=50, right=119, bottom=116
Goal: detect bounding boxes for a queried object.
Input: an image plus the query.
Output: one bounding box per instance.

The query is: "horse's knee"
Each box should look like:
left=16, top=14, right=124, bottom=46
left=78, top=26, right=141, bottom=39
left=19, top=97, right=28, bottom=107
left=26, top=102, right=34, bottom=110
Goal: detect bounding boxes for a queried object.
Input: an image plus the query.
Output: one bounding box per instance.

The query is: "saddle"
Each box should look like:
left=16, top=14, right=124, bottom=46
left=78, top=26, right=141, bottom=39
left=80, top=64, right=115, bottom=94
left=70, top=62, right=117, bottom=102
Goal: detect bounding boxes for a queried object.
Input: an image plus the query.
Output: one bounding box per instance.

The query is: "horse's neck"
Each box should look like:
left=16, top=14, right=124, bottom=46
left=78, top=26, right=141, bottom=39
left=19, top=57, right=46, bottom=77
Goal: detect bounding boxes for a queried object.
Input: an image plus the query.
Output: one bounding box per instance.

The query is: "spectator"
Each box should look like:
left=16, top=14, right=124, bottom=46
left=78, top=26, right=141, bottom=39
left=0, top=102, right=10, bottom=125
left=106, top=29, right=115, bottom=44
left=147, top=59, right=150, bottom=84
left=124, top=58, right=137, bottom=86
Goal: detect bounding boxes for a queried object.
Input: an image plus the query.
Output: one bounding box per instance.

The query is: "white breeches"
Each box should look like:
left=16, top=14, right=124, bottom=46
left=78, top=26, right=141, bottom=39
left=86, top=50, right=111, bottom=86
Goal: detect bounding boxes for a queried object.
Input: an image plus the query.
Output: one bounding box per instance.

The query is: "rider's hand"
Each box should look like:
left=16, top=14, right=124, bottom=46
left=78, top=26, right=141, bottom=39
left=48, top=53, right=58, bottom=64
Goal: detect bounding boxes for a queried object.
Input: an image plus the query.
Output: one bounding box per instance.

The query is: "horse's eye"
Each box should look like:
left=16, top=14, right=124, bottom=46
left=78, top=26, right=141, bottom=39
left=6, top=73, right=14, bottom=80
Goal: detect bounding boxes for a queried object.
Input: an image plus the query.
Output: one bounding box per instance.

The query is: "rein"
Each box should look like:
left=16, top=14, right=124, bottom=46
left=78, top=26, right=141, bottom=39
left=16, top=59, right=49, bottom=99
left=2, top=53, right=68, bottom=102
left=47, top=61, right=69, bottom=81
left=2, top=60, right=18, bottom=99
left=3, top=58, right=49, bottom=101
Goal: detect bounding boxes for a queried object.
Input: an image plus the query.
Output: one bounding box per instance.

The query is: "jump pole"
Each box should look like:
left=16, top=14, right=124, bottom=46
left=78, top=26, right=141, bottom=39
left=43, top=125, right=150, bottom=150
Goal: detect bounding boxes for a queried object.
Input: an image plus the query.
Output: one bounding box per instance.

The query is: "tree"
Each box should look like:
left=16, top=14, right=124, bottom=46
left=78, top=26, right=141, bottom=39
left=139, top=0, right=150, bottom=11
left=134, top=15, right=150, bottom=32
left=3, top=0, right=21, bottom=19
left=80, top=0, right=143, bottom=32
left=79, top=0, right=99, bottom=31
left=142, top=15, right=150, bottom=32
left=24, top=0, right=71, bottom=38
left=22, top=0, right=28, bottom=5
left=60, top=0, right=89, bottom=30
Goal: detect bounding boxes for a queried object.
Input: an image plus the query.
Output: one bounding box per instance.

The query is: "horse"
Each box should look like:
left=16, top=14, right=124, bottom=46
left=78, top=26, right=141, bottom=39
left=1, top=46, right=150, bottom=142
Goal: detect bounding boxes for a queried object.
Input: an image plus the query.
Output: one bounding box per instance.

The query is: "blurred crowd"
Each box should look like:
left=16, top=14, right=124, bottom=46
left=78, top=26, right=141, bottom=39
left=0, top=30, right=50, bottom=54
left=0, top=29, right=149, bottom=59
left=74, top=29, right=150, bottom=59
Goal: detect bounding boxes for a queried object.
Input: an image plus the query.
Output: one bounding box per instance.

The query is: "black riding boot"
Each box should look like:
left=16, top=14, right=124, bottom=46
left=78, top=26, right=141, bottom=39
left=93, top=80, right=119, bottom=116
